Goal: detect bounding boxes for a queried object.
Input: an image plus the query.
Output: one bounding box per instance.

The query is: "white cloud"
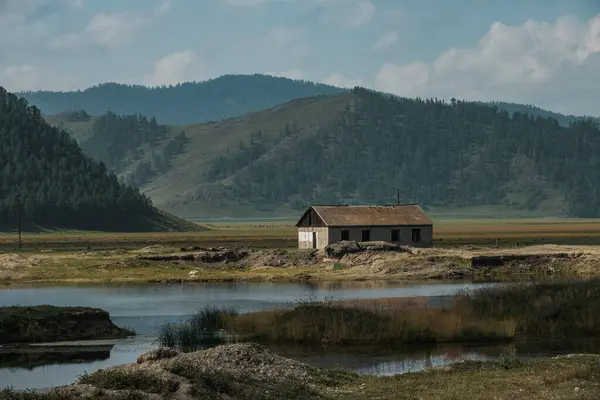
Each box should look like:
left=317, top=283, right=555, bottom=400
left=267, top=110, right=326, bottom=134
left=144, top=50, right=195, bottom=87
left=48, top=0, right=171, bottom=50
left=375, top=13, right=600, bottom=111
left=375, top=62, right=429, bottom=95
left=322, top=73, right=362, bottom=88
left=320, top=0, right=375, bottom=28
left=0, top=64, right=39, bottom=91
left=373, top=31, right=398, bottom=51
left=266, top=69, right=304, bottom=79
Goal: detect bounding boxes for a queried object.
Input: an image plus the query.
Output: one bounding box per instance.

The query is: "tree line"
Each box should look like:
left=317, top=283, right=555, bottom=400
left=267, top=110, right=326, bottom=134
left=204, top=87, right=600, bottom=217
left=0, top=87, right=156, bottom=230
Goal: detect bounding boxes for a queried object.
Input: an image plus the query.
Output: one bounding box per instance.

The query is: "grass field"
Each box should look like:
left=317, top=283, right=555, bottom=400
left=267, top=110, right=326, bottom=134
left=2, top=217, right=600, bottom=252
left=1, top=218, right=600, bottom=284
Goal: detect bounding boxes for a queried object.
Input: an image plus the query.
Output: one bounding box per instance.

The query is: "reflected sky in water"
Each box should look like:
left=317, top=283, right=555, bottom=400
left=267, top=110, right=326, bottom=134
left=1, top=280, right=494, bottom=390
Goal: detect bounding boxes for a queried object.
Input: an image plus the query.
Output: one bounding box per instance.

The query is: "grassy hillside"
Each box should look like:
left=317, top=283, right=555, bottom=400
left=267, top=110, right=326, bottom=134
left=134, top=88, right=600, bottom=219
left=20, top=74, right=345, bottom=125
left=45, top=110, right=188, bottom=188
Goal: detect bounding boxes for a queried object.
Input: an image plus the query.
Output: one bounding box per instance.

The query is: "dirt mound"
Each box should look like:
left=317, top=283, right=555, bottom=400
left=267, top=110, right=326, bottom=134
left=48, top=343, right=356, bottom=399
left=136, top=347, right=179, bottom=364
left=325, top=241, right=411, bottom=258
left=241, top=249, right=320, bottom=268
left=138, top=248, right=321, bottom=269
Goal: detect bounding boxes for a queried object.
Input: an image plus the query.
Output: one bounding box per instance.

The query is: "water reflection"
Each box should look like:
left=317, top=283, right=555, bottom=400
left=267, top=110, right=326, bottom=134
left=0, top=346, right=113, bottom=371
left=274, top=338, right=600, bottom=376
left=2, top=337, right=600, bottom=390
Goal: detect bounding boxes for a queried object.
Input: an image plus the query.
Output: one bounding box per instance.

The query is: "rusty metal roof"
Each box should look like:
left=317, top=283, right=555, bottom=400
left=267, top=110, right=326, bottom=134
left=310, top=205, right=432, bottom=227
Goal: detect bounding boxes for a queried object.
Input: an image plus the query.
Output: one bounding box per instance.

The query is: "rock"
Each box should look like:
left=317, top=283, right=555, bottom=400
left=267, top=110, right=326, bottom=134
left=188, top=270, right=199, bottom=276
left=137, top=347, right=180, bottom=364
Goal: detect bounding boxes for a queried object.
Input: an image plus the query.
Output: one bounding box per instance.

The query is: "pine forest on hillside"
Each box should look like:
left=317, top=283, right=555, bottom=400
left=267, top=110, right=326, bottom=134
left=0, top=87, right=188, bottom=231
left=79, top=112, right=187, bottom=188
left=199, top=88, right=600, bottom=218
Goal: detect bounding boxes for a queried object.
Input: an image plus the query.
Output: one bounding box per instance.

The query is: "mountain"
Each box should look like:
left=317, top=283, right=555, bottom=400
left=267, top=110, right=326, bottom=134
left=0, top=87, right=200, bottom=232
left=488, top=101, right=598, bottom=127
left=130, top=88, right=600, bottom=218
left=18, top=74, right=344, bottom=125
left=46, top=110, right=187, bottom=188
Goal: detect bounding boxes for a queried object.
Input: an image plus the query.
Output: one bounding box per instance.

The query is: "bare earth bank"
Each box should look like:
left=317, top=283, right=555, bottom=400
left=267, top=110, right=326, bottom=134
left=2, top=242, right=600, bottom=284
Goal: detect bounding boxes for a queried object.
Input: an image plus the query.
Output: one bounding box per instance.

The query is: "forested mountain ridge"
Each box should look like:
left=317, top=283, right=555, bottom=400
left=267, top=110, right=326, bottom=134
left=23, top=74, right=596, bottom=129
left=20, top=74, right=344, bottom=125
left=0, top=87, right=199, bottom=231
left=47, top=110, right=188, bottom=188
left=489, top=101, right=598, bottom=127
left=142, top=88, right=600, bottom=218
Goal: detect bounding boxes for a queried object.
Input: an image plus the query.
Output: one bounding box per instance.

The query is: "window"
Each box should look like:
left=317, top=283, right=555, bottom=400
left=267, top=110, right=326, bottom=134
left=361, top=229, right=370, bottom=242
left=341, top=230, right=350, bottom=241
left=391, top=229, right=400, bottom=242
left=411, top=229, right=421, bottom=243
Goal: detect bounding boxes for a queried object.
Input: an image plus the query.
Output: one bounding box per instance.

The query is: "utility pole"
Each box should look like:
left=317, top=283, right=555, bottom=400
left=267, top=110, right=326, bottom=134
left=16, top=192, right=21, bottom=249
left=397, top=189, right=400, bottom=205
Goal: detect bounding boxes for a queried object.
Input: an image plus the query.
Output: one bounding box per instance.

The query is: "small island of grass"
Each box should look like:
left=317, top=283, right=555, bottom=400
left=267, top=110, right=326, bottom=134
left=0, top=305, right=134, bottom=345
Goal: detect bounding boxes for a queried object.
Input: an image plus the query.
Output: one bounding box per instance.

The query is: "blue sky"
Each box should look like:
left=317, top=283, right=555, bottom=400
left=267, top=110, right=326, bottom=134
left=0, top=0, right=599, bottom=115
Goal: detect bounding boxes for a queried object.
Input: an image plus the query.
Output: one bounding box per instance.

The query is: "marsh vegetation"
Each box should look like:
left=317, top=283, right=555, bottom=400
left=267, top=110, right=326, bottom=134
left=156, top=279, right=600, bottom=348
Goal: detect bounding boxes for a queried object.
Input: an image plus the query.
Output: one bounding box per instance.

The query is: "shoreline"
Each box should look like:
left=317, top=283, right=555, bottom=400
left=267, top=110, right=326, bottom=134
left=6, top=343, right=600, bottom=399
left=0, top=243, right=599, bottom=285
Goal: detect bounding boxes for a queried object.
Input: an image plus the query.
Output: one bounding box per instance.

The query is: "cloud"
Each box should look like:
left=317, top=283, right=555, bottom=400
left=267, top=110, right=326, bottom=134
left=144, top=50, right=195, bottom=87
left=48, top=0, right=171, bottom=50
left=374, top=13, right=600, bottom=113
left=320, top=0, right=375, bottom=28
left=266, top=69, right=304, bottom=79
left=322, top=73, right=362, bottom=88
left=0, top=64, right=39, bottom=91
left=373, top=31, right=398, bottom=51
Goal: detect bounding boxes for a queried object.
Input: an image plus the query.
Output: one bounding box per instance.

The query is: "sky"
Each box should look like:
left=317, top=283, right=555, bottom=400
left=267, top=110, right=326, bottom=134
left=0, top=0, right=599, bottom=115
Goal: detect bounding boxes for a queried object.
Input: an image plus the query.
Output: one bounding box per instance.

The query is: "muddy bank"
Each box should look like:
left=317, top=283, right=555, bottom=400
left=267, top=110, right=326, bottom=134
left=8, top=343, right=600, bottom=399
left=0, top=306, right=134, bottom=345
left=1, top=243, right=599, bottom=284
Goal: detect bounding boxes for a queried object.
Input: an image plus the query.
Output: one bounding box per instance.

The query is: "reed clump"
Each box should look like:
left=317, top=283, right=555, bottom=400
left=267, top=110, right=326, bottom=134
left=156, top=306, right=238, bottom=350
left=225, top=298, right=515, bottom=345
left=455, top=278, right=600, bottom=338
left=156, top=279, right=600, bottom=348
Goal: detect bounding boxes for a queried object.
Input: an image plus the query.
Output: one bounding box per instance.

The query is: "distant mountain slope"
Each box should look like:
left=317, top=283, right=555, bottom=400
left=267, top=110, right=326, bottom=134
left=142, top=88, right=600, bottom=218
left=47, top=110, right=188, bottom=188
left=489, top=101, right=598, bottom=127
left=19, top=74, right=344, bottom=125
left=0, top=87, right=199, bottom=232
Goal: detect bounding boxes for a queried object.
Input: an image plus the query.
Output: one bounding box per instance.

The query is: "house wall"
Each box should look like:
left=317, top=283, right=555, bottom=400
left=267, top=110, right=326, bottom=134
left=327, top=225, right=433, bottom=247
left=296, top=209, right=326, bottom=227
left=298, top=227, right=329, bottom=249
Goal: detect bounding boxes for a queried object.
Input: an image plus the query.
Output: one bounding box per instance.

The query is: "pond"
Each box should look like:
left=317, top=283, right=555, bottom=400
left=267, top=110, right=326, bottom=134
left=2, top=280, right=593, bottom=391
